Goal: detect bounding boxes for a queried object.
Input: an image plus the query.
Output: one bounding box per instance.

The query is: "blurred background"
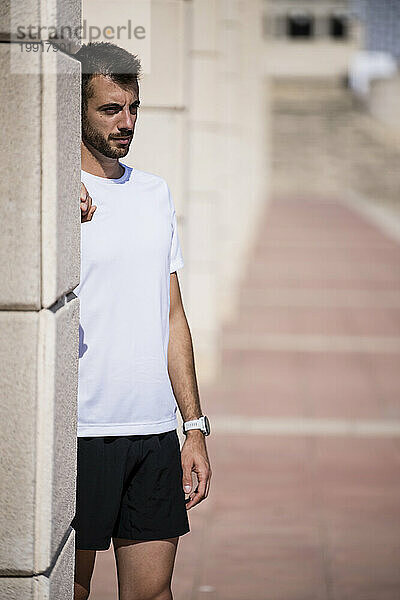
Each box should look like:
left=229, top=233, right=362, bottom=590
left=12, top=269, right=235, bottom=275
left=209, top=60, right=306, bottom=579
left=1, top=0, right=400, bottom=599
left=90, top=1, right=400, bottom=599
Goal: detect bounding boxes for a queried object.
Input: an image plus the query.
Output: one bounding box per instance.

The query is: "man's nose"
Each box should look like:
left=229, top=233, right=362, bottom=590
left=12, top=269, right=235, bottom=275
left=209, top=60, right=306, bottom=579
left=118, top=108, right=135, bottom=131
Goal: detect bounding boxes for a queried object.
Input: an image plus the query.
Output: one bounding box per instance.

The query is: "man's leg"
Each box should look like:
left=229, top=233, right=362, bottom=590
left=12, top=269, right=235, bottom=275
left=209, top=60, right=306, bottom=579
left=74, top=549, right=97, bottom=600
left=113, top=537, right=179, bottom=600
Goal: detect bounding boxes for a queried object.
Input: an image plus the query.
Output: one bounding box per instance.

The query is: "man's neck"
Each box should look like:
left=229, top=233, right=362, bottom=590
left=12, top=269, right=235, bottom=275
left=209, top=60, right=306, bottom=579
left=81, top=141, right=124, bottom=179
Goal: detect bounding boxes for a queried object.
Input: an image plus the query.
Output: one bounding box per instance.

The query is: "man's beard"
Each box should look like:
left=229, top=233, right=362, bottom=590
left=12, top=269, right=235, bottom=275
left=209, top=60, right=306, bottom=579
left=82, top=112, right=131, bottom=159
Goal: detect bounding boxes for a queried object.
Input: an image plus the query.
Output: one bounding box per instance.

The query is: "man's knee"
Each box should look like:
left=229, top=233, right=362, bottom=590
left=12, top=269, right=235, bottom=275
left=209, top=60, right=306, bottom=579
left=74, top=581, right=91, bottom=600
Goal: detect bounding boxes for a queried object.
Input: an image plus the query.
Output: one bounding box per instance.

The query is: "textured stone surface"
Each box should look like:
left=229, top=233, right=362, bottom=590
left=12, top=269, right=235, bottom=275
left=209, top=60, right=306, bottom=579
left=0, top=0, right=81, bottom=51
left=0, top=45, right=41, bottom=309
left=47, top=528, right=75, bottom=600
left=0, top=45, right=81, bottom=310
left=35, top=297, right=79, bottom=572
left=0, top=297, right=79, bottom=575
left=0, top=577, right=36, bottom=600
left=0, top=312, right=38, bottom=574
left=1, top=3, right=80, bottom=600
left=50, top=298, right=79, bottom=563
left=41, top=50, right=81, bottom=308
left=0, top=528, right=75, bottom=600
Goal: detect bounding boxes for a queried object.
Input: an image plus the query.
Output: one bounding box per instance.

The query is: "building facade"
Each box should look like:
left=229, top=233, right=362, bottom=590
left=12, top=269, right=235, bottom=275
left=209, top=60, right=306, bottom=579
left=263, top=0, right=362, bottom=78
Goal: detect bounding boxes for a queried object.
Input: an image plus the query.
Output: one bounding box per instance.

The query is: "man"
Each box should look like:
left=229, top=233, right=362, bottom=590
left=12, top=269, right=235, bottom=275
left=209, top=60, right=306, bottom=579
left=72, top=41, right=212, bottom=600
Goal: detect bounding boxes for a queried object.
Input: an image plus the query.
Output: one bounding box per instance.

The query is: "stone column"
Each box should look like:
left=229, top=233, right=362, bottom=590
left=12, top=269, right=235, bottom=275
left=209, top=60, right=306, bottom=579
left=217, top=0, right=269, bottom=325
left=129, top=0, right=189, bottom=217
left=0, top=2, right=81, bottom=598
left=184, top=0, right=221, bottom=382
left=184, top=0, right=269, bottom=381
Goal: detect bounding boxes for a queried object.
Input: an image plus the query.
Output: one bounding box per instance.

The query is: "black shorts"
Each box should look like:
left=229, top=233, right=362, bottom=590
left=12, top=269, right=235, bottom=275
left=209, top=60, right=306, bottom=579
left=71, top=429, right=190, bottom=550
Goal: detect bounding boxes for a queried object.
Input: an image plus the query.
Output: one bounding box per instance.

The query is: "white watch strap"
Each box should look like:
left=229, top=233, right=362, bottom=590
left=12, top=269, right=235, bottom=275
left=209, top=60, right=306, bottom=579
left=184, top=417, right=204, bottom=431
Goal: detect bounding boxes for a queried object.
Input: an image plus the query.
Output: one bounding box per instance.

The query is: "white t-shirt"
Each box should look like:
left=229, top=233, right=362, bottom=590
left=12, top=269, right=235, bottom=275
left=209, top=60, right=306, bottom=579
left=73, top=163, right=184, bottom=437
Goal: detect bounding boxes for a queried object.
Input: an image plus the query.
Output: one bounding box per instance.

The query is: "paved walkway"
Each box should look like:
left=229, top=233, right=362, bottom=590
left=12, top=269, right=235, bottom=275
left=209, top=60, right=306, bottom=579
left=90, top=195, right=400, bottom=600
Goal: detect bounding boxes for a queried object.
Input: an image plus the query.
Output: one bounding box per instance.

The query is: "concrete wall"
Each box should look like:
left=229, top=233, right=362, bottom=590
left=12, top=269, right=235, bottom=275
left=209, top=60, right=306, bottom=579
left=0, top=1, right=81, bottom=598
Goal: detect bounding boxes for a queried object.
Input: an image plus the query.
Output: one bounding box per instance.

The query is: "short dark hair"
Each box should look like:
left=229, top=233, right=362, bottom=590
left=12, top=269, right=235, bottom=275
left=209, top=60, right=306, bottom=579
left=75, top=42, right=142, bottom=113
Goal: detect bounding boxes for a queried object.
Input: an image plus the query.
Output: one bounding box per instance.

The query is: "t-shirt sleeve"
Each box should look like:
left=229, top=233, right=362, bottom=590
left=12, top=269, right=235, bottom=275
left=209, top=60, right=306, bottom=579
left=166, top=183, right=184, bottom=273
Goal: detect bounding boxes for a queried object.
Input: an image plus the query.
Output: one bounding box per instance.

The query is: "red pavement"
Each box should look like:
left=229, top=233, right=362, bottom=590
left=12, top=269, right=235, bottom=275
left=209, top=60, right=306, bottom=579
left=90, top=195, right=400, bottom=600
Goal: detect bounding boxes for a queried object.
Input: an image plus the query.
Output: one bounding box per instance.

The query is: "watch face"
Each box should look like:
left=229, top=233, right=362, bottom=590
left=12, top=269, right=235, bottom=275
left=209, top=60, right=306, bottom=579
left=204, top=415, right=210, bottom=435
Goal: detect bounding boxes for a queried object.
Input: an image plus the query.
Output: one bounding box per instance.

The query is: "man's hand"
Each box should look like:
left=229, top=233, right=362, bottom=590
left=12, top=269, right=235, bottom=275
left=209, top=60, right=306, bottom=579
left=181, top=430, right=212, bottom=510
left=80, top=182, right=97, bottom=222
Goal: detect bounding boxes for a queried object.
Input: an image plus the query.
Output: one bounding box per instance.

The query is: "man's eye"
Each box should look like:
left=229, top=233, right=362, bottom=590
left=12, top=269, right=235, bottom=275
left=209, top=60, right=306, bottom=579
left=105, top=108, right=119, bottom=114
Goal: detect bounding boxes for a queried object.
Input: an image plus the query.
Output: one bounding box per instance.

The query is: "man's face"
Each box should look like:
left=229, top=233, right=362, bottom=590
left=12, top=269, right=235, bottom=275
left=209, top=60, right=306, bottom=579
left=82, top=74, right=140, bottom=159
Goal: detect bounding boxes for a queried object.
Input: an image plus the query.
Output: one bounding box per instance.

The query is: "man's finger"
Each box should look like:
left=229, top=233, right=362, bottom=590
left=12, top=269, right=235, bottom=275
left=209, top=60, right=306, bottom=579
left=80, top=195, right=93, bottom=217
left=182, top=460, right=193, bottom=494
left=80, top=182, right=89, bottom=199
left=82, top=204, right=97, bottom=222
left=196, top=474, right=207, bottom=500
left=185, top=469, right=208, bottom=509
left=85, top=206, right=96, bottom=221
left=204, top=471, right=212, bottom=498
left=80, top=182, right=92, bottom=218
left=185, top=487, right=203, bottom=510
left=185, top=487, right=198, bottom=510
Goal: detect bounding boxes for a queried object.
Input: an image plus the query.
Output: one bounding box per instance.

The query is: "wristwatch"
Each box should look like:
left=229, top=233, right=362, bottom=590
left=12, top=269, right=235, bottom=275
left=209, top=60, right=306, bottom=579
left=182, top=415, right=210, bottom=436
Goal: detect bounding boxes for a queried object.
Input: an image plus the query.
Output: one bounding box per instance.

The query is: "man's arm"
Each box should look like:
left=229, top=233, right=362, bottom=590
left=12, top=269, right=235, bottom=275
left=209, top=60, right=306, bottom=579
left=168, top=271, right=212, bottom=509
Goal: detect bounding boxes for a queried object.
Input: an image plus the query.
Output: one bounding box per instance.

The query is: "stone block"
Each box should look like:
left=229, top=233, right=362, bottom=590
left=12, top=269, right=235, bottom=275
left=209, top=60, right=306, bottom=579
left=185, top=192, right=216, bottom=262
left=0, top=45, right=41, bottom=309
left=140, top=0, right=186, bottom=107
left=47, top=527, right=75, bottom=600
left=188, top=127, right=222, bottom=192
left=0, top=297, right=79, bottom=575
left=191, top=0, right=218, bottom=53
left=0, top=528, right=75, bottom=600
left=0, top=45, right=81, bottom=310
left=35, top=296, right=79, bottom=572
left=0, top=0, right=81, bottom=51
left=0, top=311, right=38, bottom=573
left=41, top=50, right=81, bottom=308
left=190, top=54, right=219, bottom=124
left=218, top=24, right=241, bottom=77
left=218, top=0, right=241, bottom=24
